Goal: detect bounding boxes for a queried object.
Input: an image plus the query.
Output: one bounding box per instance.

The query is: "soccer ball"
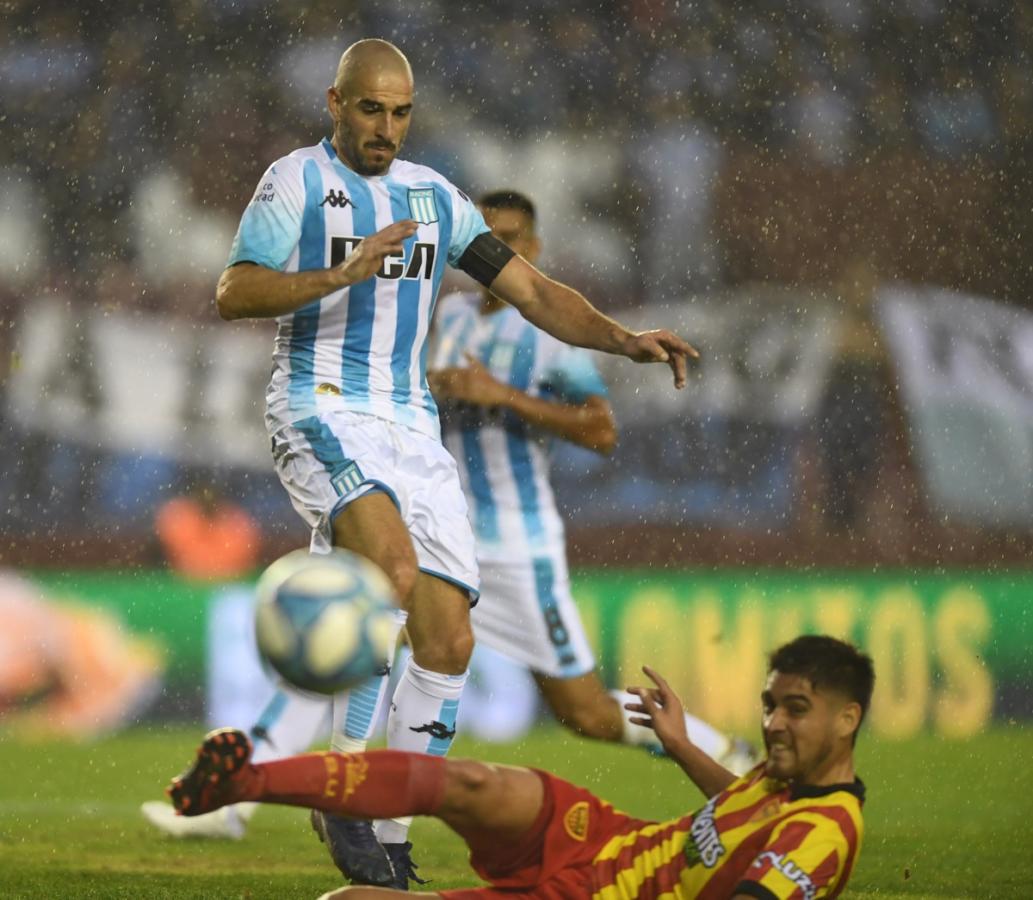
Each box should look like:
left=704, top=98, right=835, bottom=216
left=254, top=548, right=398, bottom=694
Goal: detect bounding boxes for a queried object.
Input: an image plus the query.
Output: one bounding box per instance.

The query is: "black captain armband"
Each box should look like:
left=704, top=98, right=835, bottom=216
left=456, top=233, right=516, bottom=287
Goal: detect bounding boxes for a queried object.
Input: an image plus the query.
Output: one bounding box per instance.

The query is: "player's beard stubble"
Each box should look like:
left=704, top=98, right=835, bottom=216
left=335, top=123, right=399, bottom=177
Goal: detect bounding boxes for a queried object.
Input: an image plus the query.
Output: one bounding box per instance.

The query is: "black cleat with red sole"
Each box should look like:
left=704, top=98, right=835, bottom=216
left=167, top=728, right=253, bottom=817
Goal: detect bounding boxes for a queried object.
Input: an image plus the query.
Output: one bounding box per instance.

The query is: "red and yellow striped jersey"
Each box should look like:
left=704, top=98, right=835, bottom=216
left=589, top=765, right=864, bottom=899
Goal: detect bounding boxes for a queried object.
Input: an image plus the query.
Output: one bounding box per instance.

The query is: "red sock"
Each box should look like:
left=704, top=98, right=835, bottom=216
left=239, top=750, right=446, bottom=819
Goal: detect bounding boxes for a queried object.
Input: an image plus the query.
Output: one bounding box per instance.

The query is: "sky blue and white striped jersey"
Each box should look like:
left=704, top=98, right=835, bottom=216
left=431, top=292, right=609, bottom=561
left=228, top=138, right=490, bottom=439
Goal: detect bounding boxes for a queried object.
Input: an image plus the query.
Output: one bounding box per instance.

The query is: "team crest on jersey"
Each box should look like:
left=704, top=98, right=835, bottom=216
left=747, top=798, right=783, bottom=824
left=408, top=188, right=438, bottom=224
left=563, top=801, right=589, bottom=841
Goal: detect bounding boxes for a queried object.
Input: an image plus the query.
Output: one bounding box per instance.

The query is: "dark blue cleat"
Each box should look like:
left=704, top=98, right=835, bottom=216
left=384, top=841, right=429, bottom=891
left=310, top=810, right=394, bottom=886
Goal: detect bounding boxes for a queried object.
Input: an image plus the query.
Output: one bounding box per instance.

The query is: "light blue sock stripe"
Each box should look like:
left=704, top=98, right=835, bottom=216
left=288, top=159, right=326, bottom=412
left=426, top=697, right=460, bottom=756
left=251, top=690, right=289, bottom=744
left=342, top=673, right=387, bottom=740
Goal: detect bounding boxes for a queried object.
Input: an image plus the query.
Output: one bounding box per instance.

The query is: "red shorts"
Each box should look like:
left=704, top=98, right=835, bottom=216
left=441, top=770, right=651, bottom=899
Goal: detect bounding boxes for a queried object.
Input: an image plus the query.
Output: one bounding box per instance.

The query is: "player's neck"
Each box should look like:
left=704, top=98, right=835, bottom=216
left=479, top=290, right=506, bottom=316
left=801, top=751, right=855, bottom=788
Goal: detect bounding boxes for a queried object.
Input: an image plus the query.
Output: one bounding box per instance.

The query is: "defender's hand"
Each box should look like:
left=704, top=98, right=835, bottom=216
left=619, top=330, right=699, bottom=389
left=625, top=665, right=691, bottom=751
left=428, top=355, right=510, bottom=407
left=336, top=220, right=419, bottom=285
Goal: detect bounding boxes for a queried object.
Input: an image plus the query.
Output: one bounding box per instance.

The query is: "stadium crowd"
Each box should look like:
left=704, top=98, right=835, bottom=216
left=2, top=0, right=1031, bottom=560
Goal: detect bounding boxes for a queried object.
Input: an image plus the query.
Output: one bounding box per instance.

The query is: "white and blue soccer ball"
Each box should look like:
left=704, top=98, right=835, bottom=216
left=254, top=548, right=398, bottom=694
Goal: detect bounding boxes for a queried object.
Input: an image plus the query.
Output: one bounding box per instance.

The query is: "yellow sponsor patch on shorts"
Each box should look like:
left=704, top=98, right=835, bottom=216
left=563, top=801, right=590, bottom=841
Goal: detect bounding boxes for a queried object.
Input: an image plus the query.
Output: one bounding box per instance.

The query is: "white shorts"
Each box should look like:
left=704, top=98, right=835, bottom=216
left=270, top=409, right=479, bottom=599
left=470, top=550, right=595, bottom=679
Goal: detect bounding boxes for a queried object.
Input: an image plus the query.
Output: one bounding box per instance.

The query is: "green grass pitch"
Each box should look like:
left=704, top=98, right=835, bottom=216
left=0, top=725, right=1030, bottom=898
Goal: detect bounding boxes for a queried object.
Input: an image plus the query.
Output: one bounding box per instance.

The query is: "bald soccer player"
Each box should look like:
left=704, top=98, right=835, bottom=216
left=172, top=39, right=697, bottom=888
left=143, top=192, right=755, bottom=851
left=168, top=635, right=872, bottom=899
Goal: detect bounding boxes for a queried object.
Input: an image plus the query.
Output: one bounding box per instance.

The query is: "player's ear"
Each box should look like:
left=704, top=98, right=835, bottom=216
left=327, top=86, right=341, bottom=120
left=836, top=701, right=861, bottom=742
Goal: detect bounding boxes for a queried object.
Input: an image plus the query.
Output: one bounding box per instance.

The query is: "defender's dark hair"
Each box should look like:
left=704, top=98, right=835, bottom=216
left=769, top=635, right=875, bottom=743
left=478, top=189, right=536, bottom=223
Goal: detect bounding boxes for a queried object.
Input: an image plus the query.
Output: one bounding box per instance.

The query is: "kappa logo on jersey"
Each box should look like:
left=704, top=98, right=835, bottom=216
left=685, top=795, right=726, bottom=868
left=563, top=801, right=590, bottom=841
left=320, top=189, right=353, bottom=209
left=753, top=851, right=818, bottom=900
left=331, top=236, right=436, bottom=280
left=407, top=188, right=438, bottom=224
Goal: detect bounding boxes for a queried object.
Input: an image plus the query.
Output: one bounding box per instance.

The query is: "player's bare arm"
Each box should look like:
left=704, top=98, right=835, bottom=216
left=428, top=355, right=617, bottom=453
left=215, top=219, right=419, bottom=320
left=626, top=665, right=738, bottom=798
left=487, top=254, right=699, bottom=389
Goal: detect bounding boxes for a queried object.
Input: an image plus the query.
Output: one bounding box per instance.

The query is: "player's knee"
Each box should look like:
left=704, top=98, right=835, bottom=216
left=414, top=625, right=473, bottom=673
left=553, top=697, right=613, bottom=740
left=449, top=626, right=475, bottom=668
left=444, top=759, right=496, bottom=804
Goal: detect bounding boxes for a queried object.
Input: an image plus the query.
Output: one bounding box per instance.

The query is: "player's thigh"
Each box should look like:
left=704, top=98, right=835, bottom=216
left=331, top=490, right=419, bottom=602
left=439, top=760, right=545, bottom=840
left=403, top=436, right=480, bottom=602
left=405, top=571, right=474, bottom=673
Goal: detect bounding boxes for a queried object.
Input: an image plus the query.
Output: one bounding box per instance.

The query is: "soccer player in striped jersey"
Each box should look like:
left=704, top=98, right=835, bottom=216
left=168, top=635, right=872, bottom=899
left=429, top=190, right=756, bottom=772
left=141, top=190, right=748, bottom=855
left=177, top=38, right=696, bottom=887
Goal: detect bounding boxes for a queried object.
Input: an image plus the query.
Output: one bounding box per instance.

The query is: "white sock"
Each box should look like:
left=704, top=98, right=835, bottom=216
left=375, top=657, right=468, bottom=845
left=330, top=609, right=407, bottom=753
left=611, top=689, right=731, bottom=761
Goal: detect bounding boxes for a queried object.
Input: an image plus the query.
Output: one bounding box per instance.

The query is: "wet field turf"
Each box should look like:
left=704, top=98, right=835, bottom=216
left=1, top=726, right=1030, bottom=898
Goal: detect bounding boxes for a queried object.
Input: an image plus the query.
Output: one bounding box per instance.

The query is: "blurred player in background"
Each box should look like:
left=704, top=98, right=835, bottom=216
left=163, top=37, right=697, bottom=888
left=167, top=635, right=872, bottom=899
left=430, top=190, right=756, bottom=771
left=0, top=571, right=161, bottom=739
